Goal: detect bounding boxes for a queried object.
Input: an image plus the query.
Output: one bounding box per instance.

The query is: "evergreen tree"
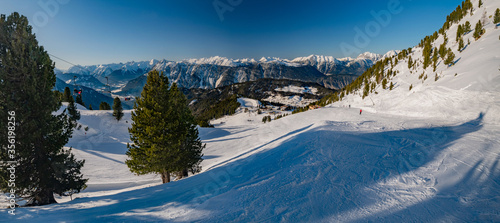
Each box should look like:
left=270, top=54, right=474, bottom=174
left=67, top=95, right=80, bottom=124
left=422, top=39, right=432, bottom=69
left=389, top=82, right=394, bottom=90
left=99, top=101, right=111, bottom=110
left=54, top=90, right=64, bottom=102
left=88, top=104, right=93, bottom=110
left=0, top=12, right=87, bottom=205
left=75, top=94, right=84, bottom=107
left=458, top=36, right=465, bottom=51
left=456, top=24, right=463, bottom=42
left=382, top=78, right=388, bottom=89
left=126, top=70, right=204, bottom=184
left=473, top=20, right=485, bottom=40
left=464, top=21, right=472, bottom=33
left=479, top=0, right=482, bottom=8
left=438, top=42, right=447, bottom=59
left=167, top=83, right=204, bottom=178
left=112, top=97, right=123, bottom=121
left=494, top=8, right=500, bottom=24
left=432, top=49, right=439, bottom=72
left=63, top=87, right=72, bottom=102
left=444, top=49, right=456, bottom=66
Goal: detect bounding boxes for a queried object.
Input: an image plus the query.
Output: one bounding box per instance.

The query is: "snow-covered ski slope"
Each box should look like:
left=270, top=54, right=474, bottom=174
left=336, top=0, right=500, bottom=125
left=3, top=0, right=500, bottom=222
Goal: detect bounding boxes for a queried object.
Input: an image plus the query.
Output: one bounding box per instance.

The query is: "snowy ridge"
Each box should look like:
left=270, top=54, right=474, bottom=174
left=66, top=59, right=159, bottom=77
left=334, top=0, right=500, bottom=124
left=64, top=52, right=386, bottom=91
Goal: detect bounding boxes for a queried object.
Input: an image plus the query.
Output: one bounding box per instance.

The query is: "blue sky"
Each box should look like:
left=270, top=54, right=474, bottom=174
left=1, top=0, right=462, bottom=69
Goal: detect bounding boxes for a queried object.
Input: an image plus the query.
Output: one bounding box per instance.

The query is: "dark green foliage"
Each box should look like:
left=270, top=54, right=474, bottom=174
left=444, top=49, right=456, bottom=66
left=363, top=81, right=370, bottom=99
left=67, top=95, right=80, bottom=124
left=438, top=43, right=447, bottom=59
left=479, top=0, right=482, bottom=8
left=292, top=106, right=310, bottom=114
left=473, top=20, right=485, bottom=40
left=75, top=94, right=84, bottom=107
left=183, top=78, right=333, bottom=122
left=315, top=92, right=340, bottom=107
left=422, top=38, right=433, bottom=69
left=197, top=119, right=214, bottom=128
left=389, top=82, right=394, bottom=90
left=382, top=79, right=387, bottom=89
left=0, top=12, right=87, bottom=206
left=99, top=101, right=111, bottom=110
left=408, top=56, right=413, bottom=69
left=63, top=87, right=72, bottom=102
left=442, top=0, right=473, bottom=32
left=196, top=95, right=241, bottom=124
left=54, top=90, right=64, bottom=102
left=419, top=72, right=425, bottom=80
left=432, top=49, right=439, bottom=72
left=112, top=97, right=123, bottom=121
left=126, top=70, right=204, bottom=184
left=494, top=8, right=500, bottom=24
left=464, top=21, right=472, bottom=33
left=275, top=114, right=288, bottom=120
left=457, top=24, right=464, bottom=42
left=89, top=104, right=93, bottom=110
left=262, top=115, right=272, bottom=123
left=458, top=36, right=465, bottom=51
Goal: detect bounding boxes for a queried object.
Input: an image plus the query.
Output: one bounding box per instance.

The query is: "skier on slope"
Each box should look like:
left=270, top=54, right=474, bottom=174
left=360, top=109, right=362, bottom=115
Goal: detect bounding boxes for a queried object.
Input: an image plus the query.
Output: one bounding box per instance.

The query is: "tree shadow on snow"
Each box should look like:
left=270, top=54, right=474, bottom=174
left=13, top=113, right=496, bottom=222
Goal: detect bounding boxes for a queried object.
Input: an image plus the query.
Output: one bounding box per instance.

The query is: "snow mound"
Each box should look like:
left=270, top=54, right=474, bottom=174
left=236, top=98, right=261, bottom=108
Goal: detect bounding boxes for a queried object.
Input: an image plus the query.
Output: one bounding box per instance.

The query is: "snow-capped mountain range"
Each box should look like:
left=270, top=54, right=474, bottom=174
left=59, top=51, right=396, bottom=91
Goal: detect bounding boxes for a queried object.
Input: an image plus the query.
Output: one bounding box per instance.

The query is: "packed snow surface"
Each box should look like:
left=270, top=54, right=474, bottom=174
left=4, top=103, right=499, bottom=222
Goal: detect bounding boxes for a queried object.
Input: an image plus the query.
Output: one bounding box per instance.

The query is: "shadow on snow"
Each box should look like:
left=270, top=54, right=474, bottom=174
left=12, top=113, right=499, bottom=222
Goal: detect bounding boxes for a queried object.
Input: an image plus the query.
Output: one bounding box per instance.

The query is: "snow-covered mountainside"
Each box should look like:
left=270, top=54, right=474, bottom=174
left=291, top=51, right=398, bottom=76
left=64, top=52, right=388, bottom=93
left=3, top=0, right=499, bottom=222
left=65, top=60, right=159, bottom=87
left=57, top=73, right=106, bottom=90
left=332, top=0, right=500, bottom=124
left=66, top=59, right=159, bottom=78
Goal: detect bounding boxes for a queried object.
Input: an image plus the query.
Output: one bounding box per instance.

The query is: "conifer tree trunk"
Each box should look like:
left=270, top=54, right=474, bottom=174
left=34, top=189, right=57, bottom=205
left=161, top=171, right=170, bottom=183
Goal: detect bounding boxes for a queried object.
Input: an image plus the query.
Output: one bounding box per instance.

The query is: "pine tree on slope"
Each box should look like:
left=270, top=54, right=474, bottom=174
left=494, top=8, right=500, bottom=24
left=75, top=94, right=84, bottom=107
left=126, top=70, right=204, bottom=184
left=112, top=97, right=123, bottom=121
left=0, top=12, right=87, bottom=205
left=63, top=86, right=72, bottom=102
left=67, top=95, right=80, bottom=124
left=99, top=101, right=111, bottom=110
